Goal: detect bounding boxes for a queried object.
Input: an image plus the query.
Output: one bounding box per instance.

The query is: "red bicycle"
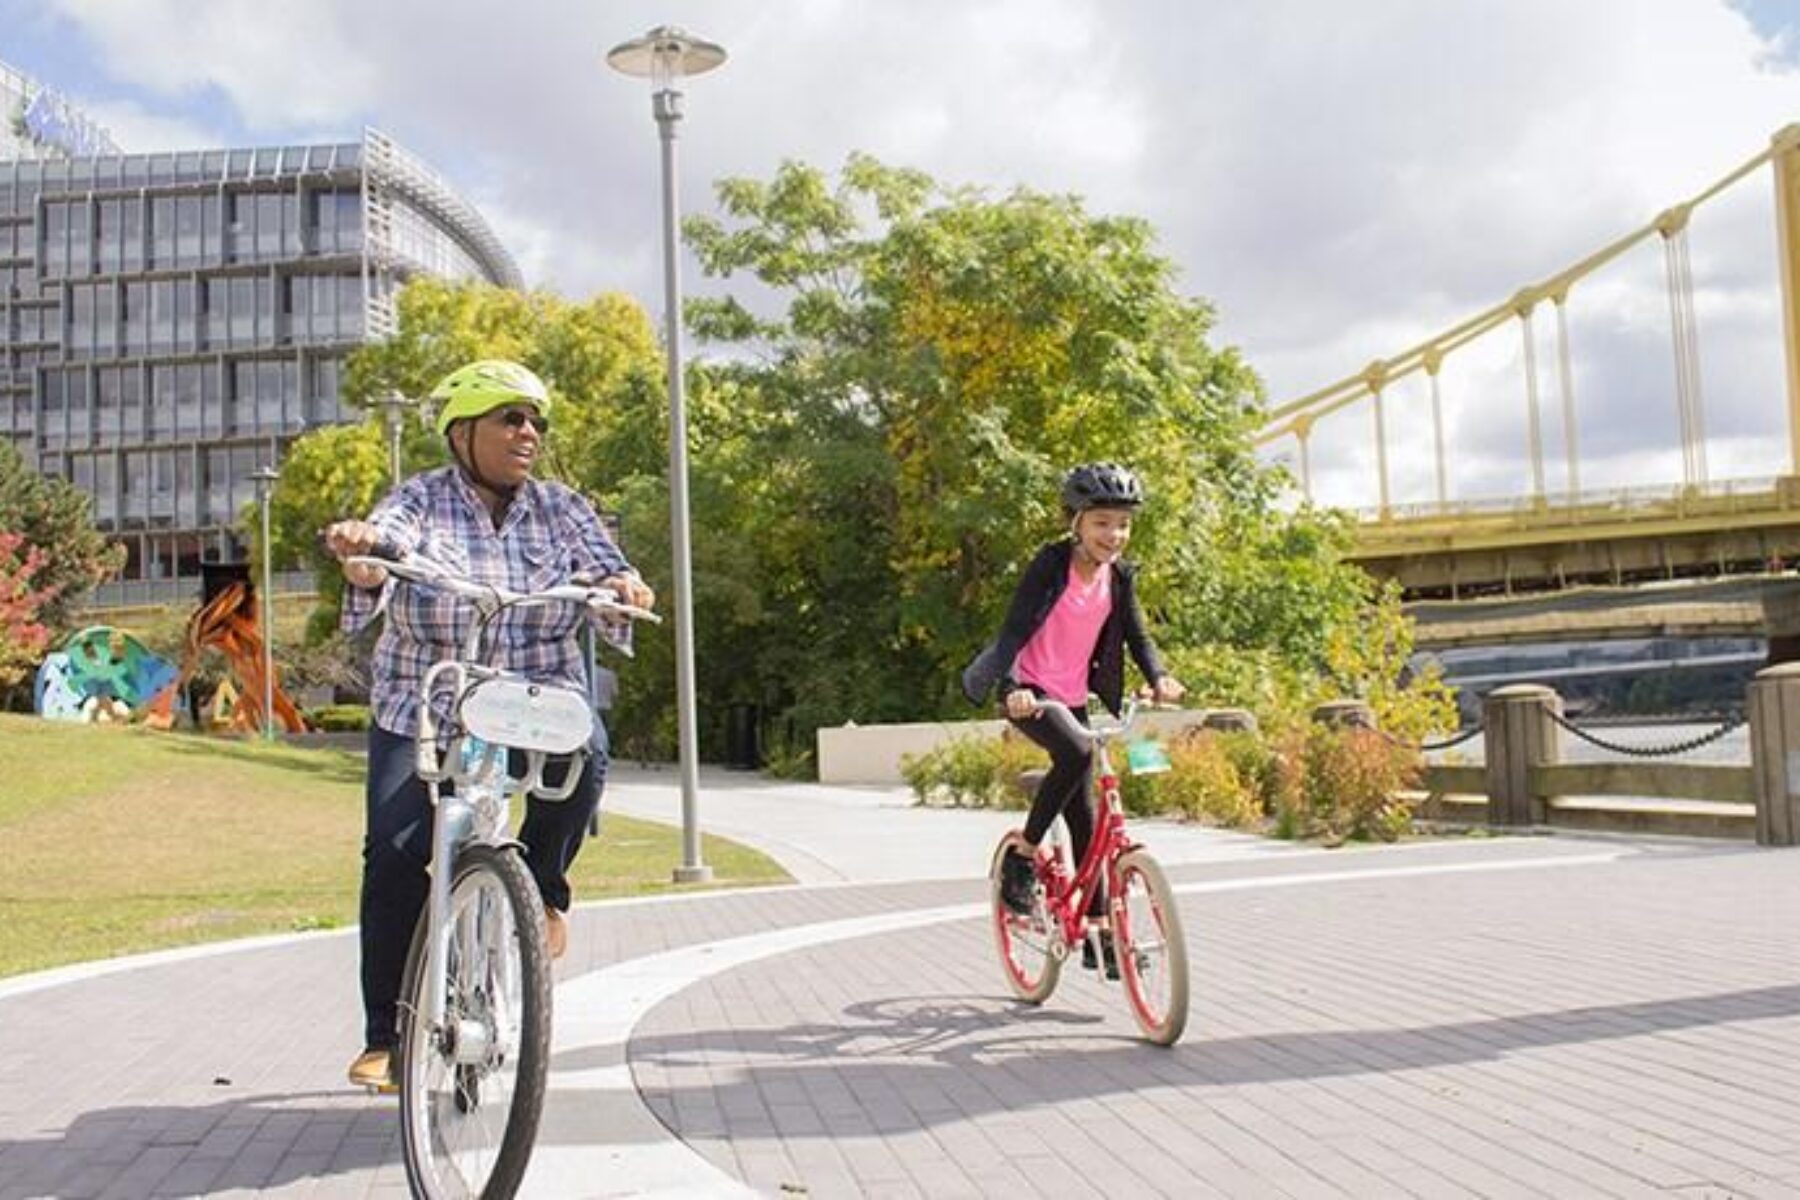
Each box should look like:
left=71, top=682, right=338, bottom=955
left=988, top=697, right=1190, bottom=1045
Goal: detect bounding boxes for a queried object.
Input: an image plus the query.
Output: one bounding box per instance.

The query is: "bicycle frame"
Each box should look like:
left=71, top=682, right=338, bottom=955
left=1030, top=699, right=1146, bottom=956
left=348, top=553, right=654, bottom=1039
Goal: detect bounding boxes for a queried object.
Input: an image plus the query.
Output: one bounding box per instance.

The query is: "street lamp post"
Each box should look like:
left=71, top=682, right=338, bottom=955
left=377, top=389, right=410, bottom=486
left=249, top=464, right=281, bottom=742
left=607, top=25, right=726, bottom=885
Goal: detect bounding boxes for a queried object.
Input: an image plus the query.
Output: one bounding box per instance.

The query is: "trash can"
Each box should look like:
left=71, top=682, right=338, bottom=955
left=725, top=703, right=760, bottom=770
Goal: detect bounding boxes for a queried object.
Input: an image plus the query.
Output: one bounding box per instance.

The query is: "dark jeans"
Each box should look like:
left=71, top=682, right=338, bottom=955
left=1008, top=704, right=1104, bottom=916
left=359, top=722, right=607, bottom=1050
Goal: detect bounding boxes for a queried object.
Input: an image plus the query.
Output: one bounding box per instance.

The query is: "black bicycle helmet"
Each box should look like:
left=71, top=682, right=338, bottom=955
left=1061, top=462, right=1144, bottom=512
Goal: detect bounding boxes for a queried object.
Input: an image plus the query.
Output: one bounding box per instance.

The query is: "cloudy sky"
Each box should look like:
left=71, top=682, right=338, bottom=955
left=6, top=0, right=1800, bottom=510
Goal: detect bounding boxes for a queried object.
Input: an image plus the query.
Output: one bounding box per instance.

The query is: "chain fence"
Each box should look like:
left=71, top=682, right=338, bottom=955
left=1544, top=709, right=1747, bottom=758
left=1418, top=725, right=1484, bottom=752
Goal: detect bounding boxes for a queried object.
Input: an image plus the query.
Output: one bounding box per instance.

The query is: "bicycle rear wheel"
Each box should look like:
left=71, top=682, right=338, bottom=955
left=990, top=832, right=1061, bottom=1004
left=1113, top=849, right=1189, bottom=1045
left=399, top=844, right=552, bottom=1199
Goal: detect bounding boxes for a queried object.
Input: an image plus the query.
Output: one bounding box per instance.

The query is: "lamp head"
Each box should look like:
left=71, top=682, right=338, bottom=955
left=606, top=25, right=727, bottom=91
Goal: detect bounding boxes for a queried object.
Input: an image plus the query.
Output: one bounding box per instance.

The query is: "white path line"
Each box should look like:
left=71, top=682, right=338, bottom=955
left=521, top=849, right=1627, bottom=1198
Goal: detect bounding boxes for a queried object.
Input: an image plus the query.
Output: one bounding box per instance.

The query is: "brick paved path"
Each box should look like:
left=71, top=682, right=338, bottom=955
left=5, top=834, right=1800, bottom=1197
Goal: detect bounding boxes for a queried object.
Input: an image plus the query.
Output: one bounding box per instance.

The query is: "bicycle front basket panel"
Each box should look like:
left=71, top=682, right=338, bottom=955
left=1125, top=738, right=1171, bottom=776
left=460, top=677, right=594, bottom=754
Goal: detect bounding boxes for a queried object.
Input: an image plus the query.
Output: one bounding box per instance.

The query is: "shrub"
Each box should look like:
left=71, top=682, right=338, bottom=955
left=1119, top=730, right=1262, bottom=827
left=1272, top=726, right=1421, bottom=843
left=901, top=730, right=1047, bottom=809
left=307, top=703, right=371, bottom=732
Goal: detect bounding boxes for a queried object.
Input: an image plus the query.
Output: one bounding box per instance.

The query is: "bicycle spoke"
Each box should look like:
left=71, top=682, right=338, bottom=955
left=401, top=847, right=550, bottom=1199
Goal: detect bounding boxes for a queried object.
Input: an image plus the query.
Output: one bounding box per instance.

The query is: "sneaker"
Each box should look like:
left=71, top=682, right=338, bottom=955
left=1081, top=932, right=1120, bottom=980
left=999, top=848, right=1036, bottom=915
left=347, top=1047, right=397, bottom=1093
left=545, top=907, right=569, bottom=961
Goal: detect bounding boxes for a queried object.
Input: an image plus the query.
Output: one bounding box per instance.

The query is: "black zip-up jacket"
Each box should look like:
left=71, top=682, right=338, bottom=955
left=960, top=539, right=1166, bottom=717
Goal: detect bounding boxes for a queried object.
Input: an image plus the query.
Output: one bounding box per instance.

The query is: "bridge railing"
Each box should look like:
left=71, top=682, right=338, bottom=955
left=1354, top=475, right=1792, bottom=532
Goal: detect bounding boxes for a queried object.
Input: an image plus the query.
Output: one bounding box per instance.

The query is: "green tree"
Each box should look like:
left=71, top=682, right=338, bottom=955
left=0, top=439, right=124, bottom=627
left=258, top=418, right=392, bottom=643
left=279, top=279, right=672, bottom=743
left=683, top=155, right=1400, bottom=749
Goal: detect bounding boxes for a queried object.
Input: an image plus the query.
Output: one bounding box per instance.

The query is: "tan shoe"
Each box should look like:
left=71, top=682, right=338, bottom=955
left=545, top=907, right=568, bottom=961
left=348, top=1048, right=397, bottom=1093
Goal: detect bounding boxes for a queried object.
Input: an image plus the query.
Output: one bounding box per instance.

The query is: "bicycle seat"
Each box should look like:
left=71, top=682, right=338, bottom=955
left=460, top=676, right=594, bottom=754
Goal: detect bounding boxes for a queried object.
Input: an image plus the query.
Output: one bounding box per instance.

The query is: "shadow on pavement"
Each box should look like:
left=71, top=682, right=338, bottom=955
left=622, top=982, right=1800, bottom=1138
left=0, top=1092, right=396, bottom=1198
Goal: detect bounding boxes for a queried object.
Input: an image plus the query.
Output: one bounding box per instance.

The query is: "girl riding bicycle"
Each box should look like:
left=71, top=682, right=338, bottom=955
left=324, top=359, right=654, bottom=1091
left=962, top=463, right=1184, bottom=974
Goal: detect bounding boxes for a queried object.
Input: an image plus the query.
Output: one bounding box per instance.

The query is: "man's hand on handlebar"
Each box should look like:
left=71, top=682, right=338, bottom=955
left=598, top=573, right=655, bottom=612
left=323, top=520, right=391, bottom=589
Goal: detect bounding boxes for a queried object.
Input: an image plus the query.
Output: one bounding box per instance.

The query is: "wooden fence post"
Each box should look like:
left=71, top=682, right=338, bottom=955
left=1750, top=663, right=1800, bottom=846
left=1482, top=684, right=1561, bottom=826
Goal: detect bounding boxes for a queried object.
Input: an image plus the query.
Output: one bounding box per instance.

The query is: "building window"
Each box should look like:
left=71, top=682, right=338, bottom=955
left=97, top=367, right=121, bottom=443
left=121, top=197, right=143, bottom=272
left=121, top=366, right=144, bottom=443
left=94, top=285, right=117, bottom=358
left=66, top=369, right=89, bottom=449
left=151, top=196, right=175, bottom=267
left=150, top=366, right=175, bottom=442
left=175, top=196, right=202, bottom=267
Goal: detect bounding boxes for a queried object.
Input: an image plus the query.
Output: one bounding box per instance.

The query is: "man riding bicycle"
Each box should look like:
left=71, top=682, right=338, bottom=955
left=323, top=359, right=654, bottom=1091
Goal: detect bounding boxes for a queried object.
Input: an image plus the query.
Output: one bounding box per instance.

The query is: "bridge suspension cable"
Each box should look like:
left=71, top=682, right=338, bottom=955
left=1259, top=127, right=1800, bottom=506
left=1659, top=206, right=1708, bottom=488
left=1518, top=294, right=1547, bottom=500
left=1553, top=287, right=1579, bottom=499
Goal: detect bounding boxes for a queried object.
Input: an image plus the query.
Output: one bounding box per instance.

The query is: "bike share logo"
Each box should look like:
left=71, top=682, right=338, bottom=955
left=18, top=85, right=115, bottom=158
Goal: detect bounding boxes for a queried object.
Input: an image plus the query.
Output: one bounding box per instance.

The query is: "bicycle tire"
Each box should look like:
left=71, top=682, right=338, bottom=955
left=1113, top=849, right=1189, bottom=1045
left=398, top=844, right=552, bottom=1199
left=990, top=831, right=1061, bottom=1004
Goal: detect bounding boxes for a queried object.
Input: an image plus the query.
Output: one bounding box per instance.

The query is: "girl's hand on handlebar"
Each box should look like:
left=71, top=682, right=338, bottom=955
left=1004, top=689, right=1039, bottom=720
left=1153, top=674, right=1186, bottom=705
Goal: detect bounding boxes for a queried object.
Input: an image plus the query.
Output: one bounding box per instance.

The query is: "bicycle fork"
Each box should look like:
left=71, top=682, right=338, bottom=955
left=421, top=782, right=474, bottom=1055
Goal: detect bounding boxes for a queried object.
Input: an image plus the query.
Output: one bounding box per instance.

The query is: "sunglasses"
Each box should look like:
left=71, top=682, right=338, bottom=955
left=493, top=409, right=550, bottom=435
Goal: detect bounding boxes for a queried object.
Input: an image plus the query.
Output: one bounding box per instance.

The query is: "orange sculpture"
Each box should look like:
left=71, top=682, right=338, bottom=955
left=144, top=581, right=308, bottom=734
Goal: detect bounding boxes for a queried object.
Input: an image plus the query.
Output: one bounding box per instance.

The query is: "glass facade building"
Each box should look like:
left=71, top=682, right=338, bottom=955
left=2, top=66, right=519, bottom=604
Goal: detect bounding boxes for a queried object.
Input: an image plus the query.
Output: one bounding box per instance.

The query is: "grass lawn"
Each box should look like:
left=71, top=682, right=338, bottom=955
left=0, top=713, right=791, bottom=978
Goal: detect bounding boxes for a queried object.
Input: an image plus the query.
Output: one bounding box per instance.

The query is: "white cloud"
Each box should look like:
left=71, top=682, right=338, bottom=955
left=33, top=0, right=1800, bottom=508
left=75, top=97, right=228, bottom=153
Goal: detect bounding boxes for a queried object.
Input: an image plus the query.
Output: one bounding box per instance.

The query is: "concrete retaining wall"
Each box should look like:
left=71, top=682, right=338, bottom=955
left=815, top=709, right=1226, bottom=785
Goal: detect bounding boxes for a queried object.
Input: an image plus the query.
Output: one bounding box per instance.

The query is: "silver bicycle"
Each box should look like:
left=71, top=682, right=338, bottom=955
left=348, top=548, right=656, bottom=1199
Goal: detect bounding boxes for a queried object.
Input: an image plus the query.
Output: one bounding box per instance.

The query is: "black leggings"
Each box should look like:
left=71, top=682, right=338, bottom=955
left=1008, top=704, right=1104, bottom=916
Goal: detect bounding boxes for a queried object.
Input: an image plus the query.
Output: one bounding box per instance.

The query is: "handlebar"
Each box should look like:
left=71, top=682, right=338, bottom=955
left=343, top=552, right=661, bottom=624
left=1028, top=696, right=1176, bottom=745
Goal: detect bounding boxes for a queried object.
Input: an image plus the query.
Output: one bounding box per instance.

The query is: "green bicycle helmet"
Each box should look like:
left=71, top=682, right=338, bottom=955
left=431, top=360, right=552, bottom=436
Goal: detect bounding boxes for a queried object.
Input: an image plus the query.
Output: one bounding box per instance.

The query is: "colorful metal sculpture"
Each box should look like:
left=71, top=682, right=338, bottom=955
left=33, top=626, right=179, bottom=722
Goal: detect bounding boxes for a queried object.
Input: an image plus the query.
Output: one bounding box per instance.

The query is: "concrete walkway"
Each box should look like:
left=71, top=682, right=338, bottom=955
left=5, top=772, right=1800, bottom=1197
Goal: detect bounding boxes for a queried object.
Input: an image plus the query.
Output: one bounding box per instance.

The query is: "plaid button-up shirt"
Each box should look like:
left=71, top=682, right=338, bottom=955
left=342, top=467, right=632, bottom=738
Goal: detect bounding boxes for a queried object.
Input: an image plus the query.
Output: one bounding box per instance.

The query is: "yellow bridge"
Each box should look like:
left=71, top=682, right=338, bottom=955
left=1261, top=126, right=1800, bottom=614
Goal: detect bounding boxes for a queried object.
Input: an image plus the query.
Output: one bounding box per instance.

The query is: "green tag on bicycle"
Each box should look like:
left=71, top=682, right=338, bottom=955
left=1125, top=738, right=1171, bottom=776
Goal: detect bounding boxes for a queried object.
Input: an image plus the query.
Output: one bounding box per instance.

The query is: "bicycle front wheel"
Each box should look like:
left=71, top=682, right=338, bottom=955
left=1113, top=849, right=1189, bottom=1045
left=990, top=832, right=1061, bottom=1004
left=399, top=844, right=552, bottom=1200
